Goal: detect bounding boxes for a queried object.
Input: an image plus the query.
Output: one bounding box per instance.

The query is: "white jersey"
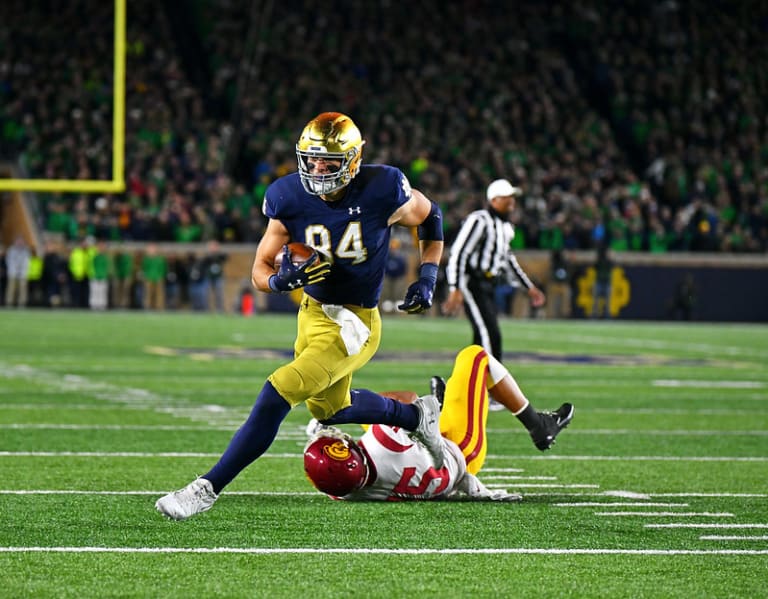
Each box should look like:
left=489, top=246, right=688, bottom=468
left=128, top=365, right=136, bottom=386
left=341, top=425, right=467, bottom=501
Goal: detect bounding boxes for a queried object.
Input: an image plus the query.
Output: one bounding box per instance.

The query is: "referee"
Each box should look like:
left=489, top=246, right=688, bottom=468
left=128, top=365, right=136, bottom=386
left=443, top=179, right=546, bottom=362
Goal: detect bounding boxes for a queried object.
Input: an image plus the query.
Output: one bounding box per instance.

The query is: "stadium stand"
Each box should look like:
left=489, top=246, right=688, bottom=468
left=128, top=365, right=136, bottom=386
left=1, top=1, right=766, bottom=255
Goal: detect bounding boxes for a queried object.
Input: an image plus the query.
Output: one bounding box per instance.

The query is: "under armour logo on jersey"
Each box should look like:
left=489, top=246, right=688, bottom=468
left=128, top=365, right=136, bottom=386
left=349, top=206, right=362, bottom=215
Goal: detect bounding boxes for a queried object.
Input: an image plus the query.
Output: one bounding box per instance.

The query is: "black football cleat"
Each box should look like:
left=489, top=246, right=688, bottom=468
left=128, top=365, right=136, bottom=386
left=530, top=403, right=574, bottom=451
left=430, top=375, right=446, bottom=409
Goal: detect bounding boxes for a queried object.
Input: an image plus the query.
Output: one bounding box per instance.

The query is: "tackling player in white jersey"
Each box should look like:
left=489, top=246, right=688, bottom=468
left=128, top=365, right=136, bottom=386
left=304, top=344, right=574, bottom=501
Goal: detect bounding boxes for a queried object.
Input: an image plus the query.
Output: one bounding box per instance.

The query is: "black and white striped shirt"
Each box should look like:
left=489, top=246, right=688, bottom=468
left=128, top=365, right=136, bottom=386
left=446, top=208, right=534, bottom=292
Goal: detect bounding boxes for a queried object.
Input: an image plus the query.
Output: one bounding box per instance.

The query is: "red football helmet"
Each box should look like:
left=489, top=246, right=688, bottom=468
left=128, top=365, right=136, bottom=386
left=304, top=430, right=369, bottom=496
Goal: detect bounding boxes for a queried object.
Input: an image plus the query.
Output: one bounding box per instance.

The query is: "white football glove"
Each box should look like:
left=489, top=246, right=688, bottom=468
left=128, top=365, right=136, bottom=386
left=456, top=472, right=522, bottom=502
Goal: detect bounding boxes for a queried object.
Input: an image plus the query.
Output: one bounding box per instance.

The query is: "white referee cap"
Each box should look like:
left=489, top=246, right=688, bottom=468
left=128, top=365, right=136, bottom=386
left=486, top=179, right=522, bottom=200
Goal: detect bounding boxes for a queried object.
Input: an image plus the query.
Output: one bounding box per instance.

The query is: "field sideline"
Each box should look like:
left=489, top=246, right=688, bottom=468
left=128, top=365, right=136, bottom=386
left=1, top=310, right=766, bottom=597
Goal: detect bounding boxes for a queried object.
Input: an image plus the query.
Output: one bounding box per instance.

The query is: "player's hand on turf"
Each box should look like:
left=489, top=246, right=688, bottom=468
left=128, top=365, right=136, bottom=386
left=487, top=489, right=523, bottom=502
left=269, top=246, right=330, bottom=292
left=458, top=473, right=522, bottom=502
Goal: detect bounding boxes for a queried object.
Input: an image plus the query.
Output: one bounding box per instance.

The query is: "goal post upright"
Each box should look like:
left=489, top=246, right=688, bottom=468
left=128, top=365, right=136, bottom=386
left=0, top=0, right=127, bottom=194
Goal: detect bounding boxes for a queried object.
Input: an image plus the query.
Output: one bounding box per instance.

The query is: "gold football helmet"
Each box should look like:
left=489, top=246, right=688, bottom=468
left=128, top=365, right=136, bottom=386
left=296, top=112, right=365, bottom=195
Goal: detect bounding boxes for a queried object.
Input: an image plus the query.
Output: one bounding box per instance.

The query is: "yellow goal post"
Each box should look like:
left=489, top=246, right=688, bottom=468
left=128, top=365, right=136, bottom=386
left=0, top=0, right=126, bottom=193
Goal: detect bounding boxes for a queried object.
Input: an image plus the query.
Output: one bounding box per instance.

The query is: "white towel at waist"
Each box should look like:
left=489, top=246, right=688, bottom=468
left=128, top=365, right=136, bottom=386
left=321, top=304, right=371, bottom=356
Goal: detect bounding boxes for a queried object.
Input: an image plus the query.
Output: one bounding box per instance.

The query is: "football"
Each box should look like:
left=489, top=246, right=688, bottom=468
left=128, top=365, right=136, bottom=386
left=275, top=242, right=317, bottom=268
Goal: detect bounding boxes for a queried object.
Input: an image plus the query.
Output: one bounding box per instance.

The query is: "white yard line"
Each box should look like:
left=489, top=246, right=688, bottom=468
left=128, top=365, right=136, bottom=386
left=487, top=484, right=599, bottom=489
left=0, top=451, right=298, bottom=458
left=481, top=476, right=557, bottom=481
left=650, top=493, right=768, bottom=498
left=530, top=492, right=768, bottom=498
left=475, top=468, right=525, bottom=473
left=486, top=429, right=768, bottom=437
left=646, top=523, right=768, bottom=529
left=652, top=380, right=765, bottom=388
left=0, top=403, right=147, bottom=410
left=2, top=451, right=766, bottom=464
left=555, top=502, right=689, bottom=507
left=0, top=424, right=238, bottom=431
left=508, top=330, right=768, bottom=359
left=3, top=423, right=766, bottom=438
left=586, top=408, right=768, bottom=416
left=596, top=512, right=734, bottom=517
left=0, top=424, right=309, bottom=440
left=0, top=362, right=246, bottom=426
left=487, top=455, right=768, bottom=462
left=0, top=546, right=766, bottom=555
left=699, top=535, right=768, bottom=541
left=0, top=490, right=316, bottom=496
left=0, top=490, right=764, bottom=500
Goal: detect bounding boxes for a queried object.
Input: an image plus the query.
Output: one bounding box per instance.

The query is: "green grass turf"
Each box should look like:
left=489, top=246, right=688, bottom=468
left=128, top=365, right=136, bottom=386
left=0, top=310, right=766, bottom=597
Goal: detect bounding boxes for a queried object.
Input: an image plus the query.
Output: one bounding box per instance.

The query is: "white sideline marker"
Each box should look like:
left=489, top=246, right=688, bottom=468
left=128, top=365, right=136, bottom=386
left=596, top=512, right=734, bottom=518
left=1, top=547, right=767, bottom=556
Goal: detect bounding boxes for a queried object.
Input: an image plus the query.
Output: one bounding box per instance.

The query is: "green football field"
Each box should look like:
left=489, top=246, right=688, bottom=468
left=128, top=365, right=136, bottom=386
left=1, top=310, right=766, bottom=598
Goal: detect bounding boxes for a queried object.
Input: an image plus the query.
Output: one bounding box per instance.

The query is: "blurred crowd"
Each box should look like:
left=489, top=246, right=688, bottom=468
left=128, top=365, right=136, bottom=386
left=1, top=0, right=766, bottom=252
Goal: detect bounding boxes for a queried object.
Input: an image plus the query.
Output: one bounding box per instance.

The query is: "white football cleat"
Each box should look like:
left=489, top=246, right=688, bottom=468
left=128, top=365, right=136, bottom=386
left=411, top=394, right=445, bottom=468
left=305, top=418, right=328, bottom=437
left=155, top=478, right=218, bottom=520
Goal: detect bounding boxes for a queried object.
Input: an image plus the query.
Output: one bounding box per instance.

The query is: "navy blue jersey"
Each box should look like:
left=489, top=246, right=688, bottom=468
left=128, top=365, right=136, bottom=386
left=264, top=164, right=412, bottom=307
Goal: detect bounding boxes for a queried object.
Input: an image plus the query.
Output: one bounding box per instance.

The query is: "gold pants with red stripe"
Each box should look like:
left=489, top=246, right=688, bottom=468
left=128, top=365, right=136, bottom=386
left=439, top=345, right=491, bottom=475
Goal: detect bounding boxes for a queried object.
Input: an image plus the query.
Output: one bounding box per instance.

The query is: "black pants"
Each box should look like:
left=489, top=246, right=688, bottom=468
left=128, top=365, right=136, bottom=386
left=461, top=277, right=502, bottom=360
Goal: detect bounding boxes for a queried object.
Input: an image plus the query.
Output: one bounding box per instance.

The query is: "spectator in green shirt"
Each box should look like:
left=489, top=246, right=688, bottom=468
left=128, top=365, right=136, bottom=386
left=141, top=243, right=167, bottom=310
left=113, top=248, right=135, bottom=309
left=88, top=240, right=112, bottom=310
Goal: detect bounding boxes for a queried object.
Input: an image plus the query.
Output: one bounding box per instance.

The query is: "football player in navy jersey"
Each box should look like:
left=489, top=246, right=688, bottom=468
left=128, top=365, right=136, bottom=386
left=156, top=112, right=447, bottom=520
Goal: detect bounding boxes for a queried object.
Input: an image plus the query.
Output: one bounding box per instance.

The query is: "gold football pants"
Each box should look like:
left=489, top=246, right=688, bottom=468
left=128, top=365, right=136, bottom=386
left=439, top=345, right=491, bottom=475
left=268, top=294, right=381, bottom=421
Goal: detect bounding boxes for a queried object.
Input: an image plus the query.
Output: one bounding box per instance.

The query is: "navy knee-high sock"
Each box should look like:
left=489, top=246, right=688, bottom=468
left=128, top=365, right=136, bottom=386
left=322, top=389, right=420, bottom=429
left=204, top=381, right=291, bottom=494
